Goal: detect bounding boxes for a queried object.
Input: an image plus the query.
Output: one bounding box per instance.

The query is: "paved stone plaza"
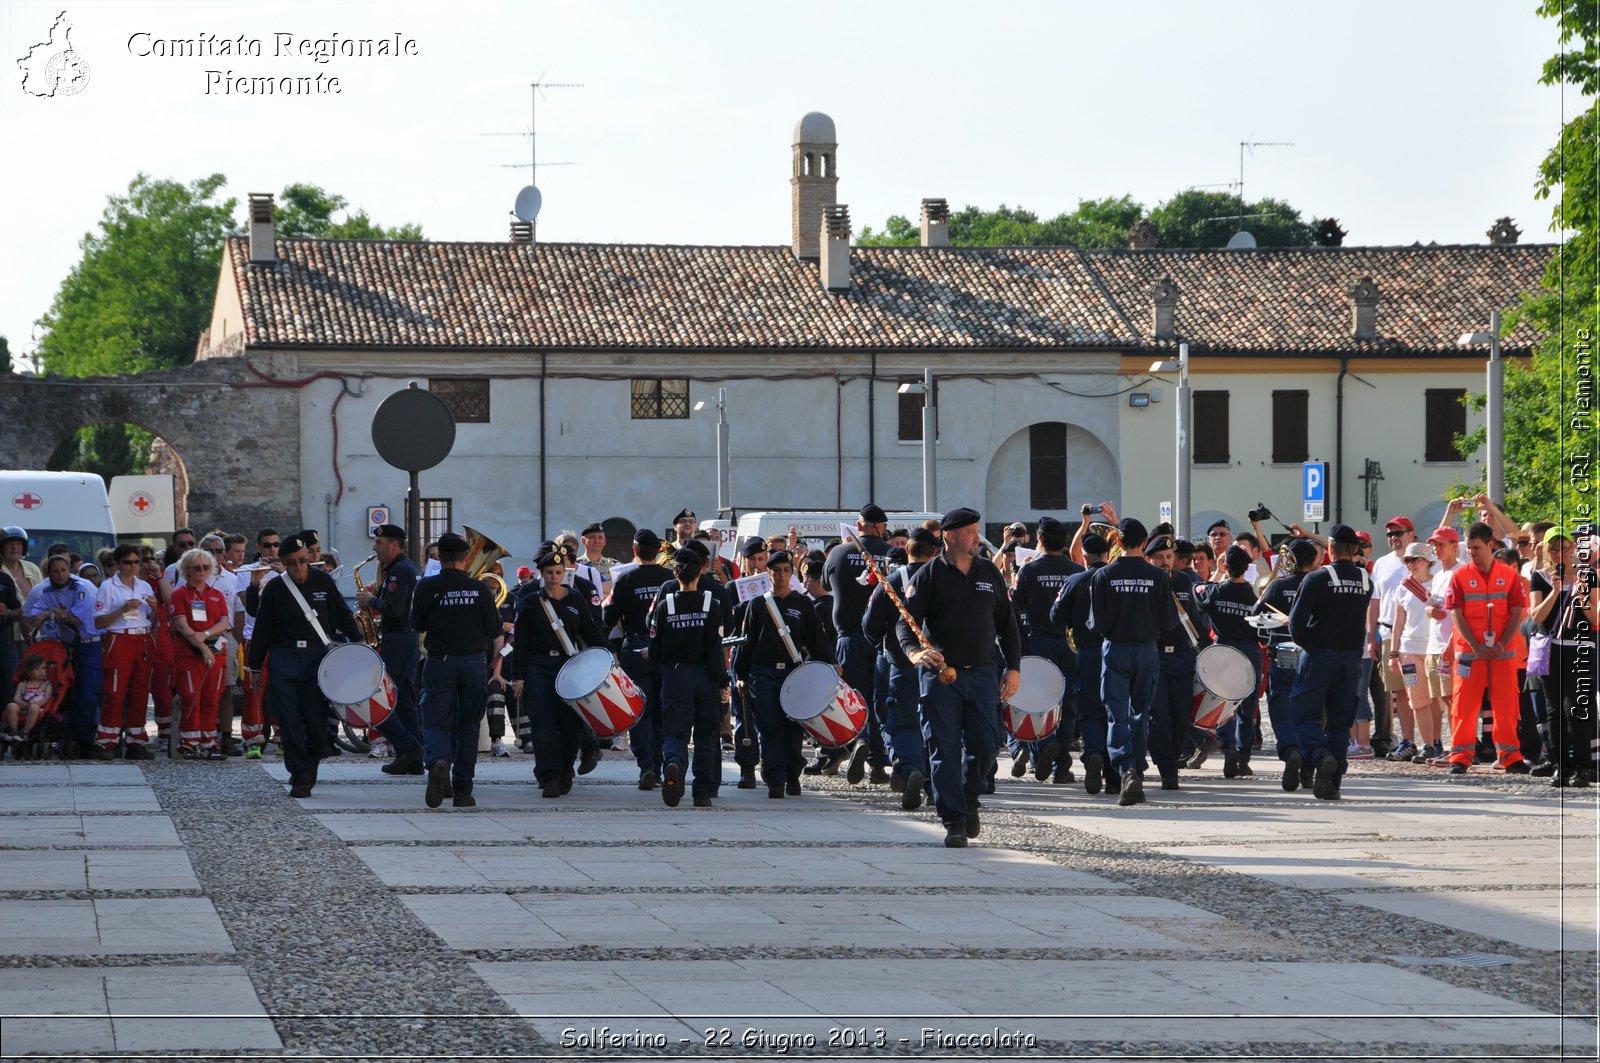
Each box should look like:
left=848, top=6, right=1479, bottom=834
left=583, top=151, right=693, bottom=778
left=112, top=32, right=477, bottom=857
left=0, top=751, right=1595, bottom=1060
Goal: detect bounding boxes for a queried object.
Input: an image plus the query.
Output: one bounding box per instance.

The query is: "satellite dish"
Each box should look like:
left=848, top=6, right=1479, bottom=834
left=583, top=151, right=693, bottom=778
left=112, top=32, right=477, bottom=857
left=513, top=185, right=543, bottom=222
left=1226, top=230, right=1258, bottom=249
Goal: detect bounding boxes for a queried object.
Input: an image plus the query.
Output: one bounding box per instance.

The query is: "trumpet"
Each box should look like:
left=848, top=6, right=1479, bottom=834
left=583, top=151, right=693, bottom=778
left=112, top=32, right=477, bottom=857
left=351, top=554, right=382, bottom=648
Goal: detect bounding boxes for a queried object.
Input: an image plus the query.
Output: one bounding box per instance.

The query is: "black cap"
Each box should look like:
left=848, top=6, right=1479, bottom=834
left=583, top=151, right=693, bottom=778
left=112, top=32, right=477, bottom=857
left=534, top=543, right=573, bottom=570
left=1146, top=535, right=1175, bottom=554
left=1289, top=538, right=1321, bottom=566
left=279, top=534, right=309, bottom=555
left=1175, top=538, right=1196, bottom=557
left=1082, top=533, right=1110, bottom=556
left=859, top=503, right=889, bottom=524
left=682, top=538, right=711, bottom=560
left=767, top=549, right=793, bottom=568
left=581, top=522, right=604, bottom=536
left=635, top=530, right=661, bottom=556
left=1329, top=523, right=1363, bottom=546
left=1117, top=517, right=1147, bottom=546
left=887, top=547, right=908, bottom=566
left=741, top=536, right=768, bottom=558
left=673, top=547, right=702, bottom=566
left=1225, top=544, right=1251, bottom=576
left=373, top=523, right=406, bottom=543
left=1037, top=516, right=1065, bottom=533
left=299, top=529, right=319, bottom=546
left=673, top=508, right=696, bottom=524
left=940, top=507, right=980, bottom=532
left=436, top=532, right=470, bottom=553
left=908, top=527, right=939, bottom=549
left=1207, top=519, right=1230, bottom=534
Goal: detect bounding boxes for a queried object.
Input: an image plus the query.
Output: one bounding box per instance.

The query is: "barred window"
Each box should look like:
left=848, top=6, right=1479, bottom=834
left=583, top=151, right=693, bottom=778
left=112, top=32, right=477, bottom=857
left=428, top=378, right=490, bottom=423
left=631, top=378, right=690, bottom=419
left=1029, top=422, right=1068, bottom=510
left=420, top=499, right=452, bottom=548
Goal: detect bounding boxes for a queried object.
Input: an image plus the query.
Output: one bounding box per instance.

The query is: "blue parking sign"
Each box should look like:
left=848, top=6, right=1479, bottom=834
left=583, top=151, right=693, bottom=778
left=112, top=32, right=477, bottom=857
left=1302, top=462, right=1327, bottom=522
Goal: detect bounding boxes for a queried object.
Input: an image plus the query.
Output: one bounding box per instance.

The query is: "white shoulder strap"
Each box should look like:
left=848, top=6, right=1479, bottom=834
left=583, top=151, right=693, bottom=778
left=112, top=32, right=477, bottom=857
left=703, top=591, right=712, bottom=612
left=280, top=576, right=333, bottom=647
left=667, top=593, right=678, bottom=617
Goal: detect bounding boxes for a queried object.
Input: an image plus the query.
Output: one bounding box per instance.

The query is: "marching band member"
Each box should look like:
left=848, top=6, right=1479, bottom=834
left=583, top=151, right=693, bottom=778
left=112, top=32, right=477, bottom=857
left=1009, top=517, right=1082, bottom=783
left=410, top=532, right=501, bottom=809
left=357, top=523, right=426, bottom=776
left=1086, top=518, right=1177, bottom=808
left=1052, top=532, right=1112, bottom=795
left=821, top=504, right=893, bottom=782
left=1149, top=534, right=1208, bottom=791
left=1199, top=545, right=1264, bottom=778
left=511, top=542, right=606, bottom=799
left=1287, top=524, right=1374, bottom=800
left=604, top=531, right=671, bottom=790
left=864, top=528, right=939, bottom=809
left=728, top=536, right=772, bottom=787
left=897, top=507, right=1022, bottom=848
left=735, top=550, right=834, bottom=798
left=1252, top=539, right=1320, bottom=787
left=92, top=544, right=157, bottom=758
left=648, top=548, right=730, bottom=808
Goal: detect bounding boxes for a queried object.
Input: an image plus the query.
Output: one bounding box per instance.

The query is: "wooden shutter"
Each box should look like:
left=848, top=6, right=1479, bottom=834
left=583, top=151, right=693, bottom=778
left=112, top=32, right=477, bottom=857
left=1029, top=422, right=1068, bottom=509
left=1425, top=388, right=1467, bottom=461
left=1271, top=390, right=1309, bottom=463
left=1193, top=390, right=1230, bottom=464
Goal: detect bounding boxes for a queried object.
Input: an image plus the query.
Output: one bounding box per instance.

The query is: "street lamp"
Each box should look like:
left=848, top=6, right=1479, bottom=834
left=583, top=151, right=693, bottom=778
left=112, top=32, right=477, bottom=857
left=1457, top=309, right=1502, bottom=503
left=1150, top=342, right=1190, bottom=536
left=897, top=369, right=937, bottom=512
left=692, top=387, right=731, bottom=517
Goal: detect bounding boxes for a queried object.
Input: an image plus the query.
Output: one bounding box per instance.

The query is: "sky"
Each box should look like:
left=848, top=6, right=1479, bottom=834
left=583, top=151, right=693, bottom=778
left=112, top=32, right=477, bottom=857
left=0, top=0, right=1579, bottom=363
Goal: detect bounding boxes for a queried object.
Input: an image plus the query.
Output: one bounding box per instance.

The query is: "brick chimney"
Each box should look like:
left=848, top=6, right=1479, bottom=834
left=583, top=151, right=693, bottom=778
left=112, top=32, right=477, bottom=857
left=920, top=198, right=950, bottom=247
left=1351, top=276, right=1379, bottom=340
left=510, top=220, right=533, bottom=244
left=1487, top=217, right=1521, bottom=245
left=791, top=112, right=839, bottom=260
left=248, top=193, right=276, bottom=264
left=1128, top=218, right=1159, bottom=250
left=1152, top=276, right=1179, bottom=341
left=820, top=205, right=851, bottom=292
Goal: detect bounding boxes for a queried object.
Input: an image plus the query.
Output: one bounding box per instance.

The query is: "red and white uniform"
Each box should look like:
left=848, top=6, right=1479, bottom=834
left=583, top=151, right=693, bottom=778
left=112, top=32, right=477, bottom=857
left=94, top=577, right=156, bottom=748
left=171, top=584, right=230, bottom=752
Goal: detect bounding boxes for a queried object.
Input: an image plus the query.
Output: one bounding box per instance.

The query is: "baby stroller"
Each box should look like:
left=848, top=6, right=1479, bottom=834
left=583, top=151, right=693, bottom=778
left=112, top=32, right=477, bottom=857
left=9, top=640, right=73, bottom=761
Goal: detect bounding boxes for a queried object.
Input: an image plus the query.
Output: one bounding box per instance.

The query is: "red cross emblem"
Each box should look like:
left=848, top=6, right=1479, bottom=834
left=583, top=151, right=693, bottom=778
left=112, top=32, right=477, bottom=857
left=12, top=492, right=41, bottom=511
left=129, top=491, right=153, bottom=515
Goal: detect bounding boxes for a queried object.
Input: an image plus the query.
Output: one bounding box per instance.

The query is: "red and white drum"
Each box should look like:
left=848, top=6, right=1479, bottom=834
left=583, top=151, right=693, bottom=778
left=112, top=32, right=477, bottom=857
left=555, top=647, right=645, bottom=738
left=1002, top=655, right=1065, bottom=741
left=317, top=642, right=396, bottom=730
left=779, top=661, right=867, bottom=747
left=1191, top=644, right=1255, bottom=732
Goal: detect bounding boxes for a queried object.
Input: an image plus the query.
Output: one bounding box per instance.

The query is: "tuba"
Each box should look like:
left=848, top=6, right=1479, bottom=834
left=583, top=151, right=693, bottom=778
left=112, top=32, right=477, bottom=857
left=1089, top=521, right=1123, bottom=560
left=351, top=554, right=382, bottom=647
left=463, top=525, right=512, bottom=607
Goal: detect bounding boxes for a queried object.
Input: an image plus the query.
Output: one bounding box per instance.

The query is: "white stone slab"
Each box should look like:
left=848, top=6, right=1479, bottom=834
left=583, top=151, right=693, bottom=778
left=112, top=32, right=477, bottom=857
left=475, top=958, right=1596, bottom=1045
left=0, top=965, right=279, bottom=1054
left=319, top=809, right=944, bottom=845
left=3, top=784, right=163, bottom=812
left=0, top=898, right=232, bottom=955
left=0, top=763, right=149, bottom=786
left=0, top=849, right=200, bottom=891
left=1156, top=837, right=1596, bottom=890
left=0, top=814, right=183, bottom=848
left=359, top=843, right=1118, bottom=891
left=1338, top=888, right=1600, bottom=952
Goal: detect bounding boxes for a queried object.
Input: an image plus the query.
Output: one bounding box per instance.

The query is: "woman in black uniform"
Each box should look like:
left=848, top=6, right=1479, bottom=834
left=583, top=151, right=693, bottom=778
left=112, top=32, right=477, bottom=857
left=648, top=548, right=729, bottom=807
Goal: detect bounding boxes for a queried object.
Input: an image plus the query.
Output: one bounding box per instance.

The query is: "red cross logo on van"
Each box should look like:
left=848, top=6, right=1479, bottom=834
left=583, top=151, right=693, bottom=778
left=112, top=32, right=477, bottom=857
left=12, top=492, right=41, bottom=511
left=129, top=492, right=153, bottom=515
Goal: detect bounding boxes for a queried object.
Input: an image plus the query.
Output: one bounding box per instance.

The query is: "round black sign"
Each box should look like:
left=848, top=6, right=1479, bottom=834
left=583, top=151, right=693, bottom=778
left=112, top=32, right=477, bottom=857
left=371, top=384, right=456, bottom=472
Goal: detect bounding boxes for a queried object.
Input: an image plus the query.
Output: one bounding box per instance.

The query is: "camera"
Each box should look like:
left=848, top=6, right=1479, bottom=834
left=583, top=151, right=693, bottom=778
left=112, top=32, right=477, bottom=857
left=1081, top=504, right=1104, bottom=517
left=1248, top=504, right=1273, bottom=523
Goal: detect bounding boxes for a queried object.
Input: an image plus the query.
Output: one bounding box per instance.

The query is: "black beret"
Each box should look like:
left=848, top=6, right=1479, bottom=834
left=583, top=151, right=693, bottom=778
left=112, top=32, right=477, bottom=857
left=1225, top=545, right=1252, bottom=575
left=1037, top=516, right=1065, bottom=533
left=940, top=507, right=980, bottom=532
left=278, top=534, right=307, bottom=556
left=299, top=529, right=319, bottom=546
left=535, top=542, right=575, bottom=570
left=683, top=538, right=711, bottom=560
left=673, top=508, right=696, bottom=524
left=673, top=547, right=703, bottom=566
left=1174, top=538, right=1197, bottom=556
left=859, top=503, right=889, bottom=524
left=1207, top=519, right=1231, bottom=534
left=887, top=547, right=908, bottom=566
left=372, top=523, right=406, bottom=543
left=908, top=527, right=939, bottom=548
left=1082, top=533, right=1110, bottom=556
left=436, top=532, right=470, bottom=553
left=1289, top=538, right=1322, bottom=566
left=1146, top=535, right=1175, bottom=554
left=1117, top=517, right=1147, bottom=546
left=767, top=549, right=792, bottom=568
left=889, top=528, right=910, bottom=540
left=1329, top=523, right=1363, bottom=546
left=741, top=536, right=768, bottom=558
left=581, top=522, right=604, bottom=536
left=635, top=529, right=661, bottom=555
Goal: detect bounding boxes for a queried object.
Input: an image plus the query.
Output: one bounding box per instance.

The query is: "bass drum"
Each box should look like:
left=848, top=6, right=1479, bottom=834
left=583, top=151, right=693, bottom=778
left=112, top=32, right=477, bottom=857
left=779, top=661, right=867, bottom=747
left=1190, top=644, right=1255, bottom=732
left=555, top=647, right=645, bottom=739
left=1001, top=655, right=1065, bottom=741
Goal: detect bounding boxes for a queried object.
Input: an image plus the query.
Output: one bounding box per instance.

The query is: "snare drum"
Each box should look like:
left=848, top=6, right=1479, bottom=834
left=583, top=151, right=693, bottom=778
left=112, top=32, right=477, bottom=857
left=318, top=642, right=396, bottom=730
left=1190, top=644, right=1255, bottom=732
left=1272, top=641, right=1304, bottom=672
left=554, top=647, right=645, bottom=738
left=779, top=661, right=867, bottom=747
left=1001, top=655, right=1065, bottom=742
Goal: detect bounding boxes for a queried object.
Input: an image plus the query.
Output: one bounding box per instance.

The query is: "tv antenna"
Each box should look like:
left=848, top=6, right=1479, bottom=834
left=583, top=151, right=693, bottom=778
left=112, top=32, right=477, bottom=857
left=480, top=75, right=584, bottom=240
left=1237, top=138, right=1293, bottom=208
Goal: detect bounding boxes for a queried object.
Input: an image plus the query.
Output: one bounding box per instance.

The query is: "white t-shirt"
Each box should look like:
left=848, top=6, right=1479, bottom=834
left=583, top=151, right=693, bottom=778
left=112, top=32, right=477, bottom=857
left=1426, top=562, right=1460, bottom=655
left=1371, top=552, right=1408, bottom=627
left=1386, top=583, right=1432, bottom=655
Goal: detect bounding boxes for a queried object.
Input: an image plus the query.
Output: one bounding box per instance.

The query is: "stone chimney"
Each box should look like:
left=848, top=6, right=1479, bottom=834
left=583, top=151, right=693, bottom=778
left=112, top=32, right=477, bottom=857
left=1487, top=217, right=1521, bottom=245
left=510, top=220, right=533, bottom=244
left=791, top=112, right=839, bottom=260
left=1128, top=218, right=1159, bottom=250
left=920, top=198, right=950, bottom=247
left=248, top=192, right=276, bottom=264
left=1152, top=276, right=1179, bottom=341
left=820, top=205, right=851, bottom=292
left=1351, top=276, right=1379, bottom=340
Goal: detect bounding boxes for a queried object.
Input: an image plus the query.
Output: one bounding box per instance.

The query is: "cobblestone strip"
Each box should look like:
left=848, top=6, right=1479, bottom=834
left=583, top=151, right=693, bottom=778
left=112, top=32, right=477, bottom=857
left=140, top=758, right=539, bottom=1057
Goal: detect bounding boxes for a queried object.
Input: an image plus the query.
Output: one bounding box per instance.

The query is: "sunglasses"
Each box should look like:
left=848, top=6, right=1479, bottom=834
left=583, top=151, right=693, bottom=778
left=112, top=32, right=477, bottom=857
left=261, top=541, right=281, bottom=549
left=1515, top=539, right=1532, bottom=547
left=118, top=559, right=138, bottom=567
left=175, top=542, right=196, bottom=549
left=1385, top=531, right=1405, bottom=538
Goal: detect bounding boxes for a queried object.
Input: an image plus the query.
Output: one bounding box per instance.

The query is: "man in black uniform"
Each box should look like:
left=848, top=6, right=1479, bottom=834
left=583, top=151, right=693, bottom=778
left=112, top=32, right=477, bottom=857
left=735, top=550, right=835, bottom=797
left=356, top=523, right=425, bottom=776
left=649, top=548, right=730, bottom=807
left=1009, top=517, right=1083, bottom=783
left=1051, top=531, right=1113, bottom=795
left=898, top=507, right=1022, bottom=848
left=864, top=529, right=939, bottom=809
left=1199, top=545, right=1264, bottom=779
left=246, top=534, right=365, bottom=798
left=1253, top=538, right=1320, bottom=788
left=410, top=532, right=501, bottom=809
left=603, top=531, right=670, bottom=789
left=1149, top=534, right=1209, bottom=791
left=728, top=536, right=771, bottom=787
left=822, top=504, right=893, bottom=781
left=1087, top=518, right=1177, bottom=808
left=1288, top=524, right=1373, bottom=800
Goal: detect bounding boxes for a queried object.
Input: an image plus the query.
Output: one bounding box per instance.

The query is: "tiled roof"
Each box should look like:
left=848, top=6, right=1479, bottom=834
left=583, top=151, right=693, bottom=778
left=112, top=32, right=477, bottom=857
left=226, top=237, right=1552, bottom=355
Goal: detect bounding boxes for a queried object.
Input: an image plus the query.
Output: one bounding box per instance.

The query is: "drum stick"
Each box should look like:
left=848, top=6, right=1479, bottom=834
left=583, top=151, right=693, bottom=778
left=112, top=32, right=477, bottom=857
left=1264, top=601, right=1289, bottom=618
left=844, top=528, right=956, bottom=685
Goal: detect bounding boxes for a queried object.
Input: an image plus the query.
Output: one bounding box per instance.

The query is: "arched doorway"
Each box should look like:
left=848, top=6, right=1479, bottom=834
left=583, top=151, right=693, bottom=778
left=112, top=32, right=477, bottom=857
left=984, top=421, right=1119, bottom=535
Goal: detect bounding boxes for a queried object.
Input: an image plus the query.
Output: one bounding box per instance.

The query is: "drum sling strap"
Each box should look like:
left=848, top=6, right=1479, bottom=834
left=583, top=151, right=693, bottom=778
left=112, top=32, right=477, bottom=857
left=665, top=591, right=712, bottom=616
left=281, top=577, right=334, bottom=649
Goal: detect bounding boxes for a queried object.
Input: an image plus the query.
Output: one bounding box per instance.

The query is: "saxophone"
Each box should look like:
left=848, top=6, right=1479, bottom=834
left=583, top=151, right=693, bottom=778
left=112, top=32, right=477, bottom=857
left=351, top=554, right=382, bottom=648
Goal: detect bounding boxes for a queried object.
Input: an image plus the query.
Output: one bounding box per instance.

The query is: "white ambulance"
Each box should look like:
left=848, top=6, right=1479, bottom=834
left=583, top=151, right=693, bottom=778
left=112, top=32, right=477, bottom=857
left=0, top=471, right=117, bottom=562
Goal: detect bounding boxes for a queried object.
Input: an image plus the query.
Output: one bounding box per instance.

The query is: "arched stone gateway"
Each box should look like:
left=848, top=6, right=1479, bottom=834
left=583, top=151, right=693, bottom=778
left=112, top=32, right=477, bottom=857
left=0, top=356, right=300, bottom=536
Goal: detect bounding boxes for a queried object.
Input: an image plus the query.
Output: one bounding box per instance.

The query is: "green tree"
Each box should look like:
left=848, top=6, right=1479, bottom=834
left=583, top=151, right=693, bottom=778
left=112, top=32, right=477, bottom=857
left=1458, top=0, right=1597, bottom=522
left=46, top=424, right=156, bottom=483
left=275, top=182, right=424, bottom=240
left=1147, top=189, right=1316, bottom=248
left=0, top=335, right=11, bottom=374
